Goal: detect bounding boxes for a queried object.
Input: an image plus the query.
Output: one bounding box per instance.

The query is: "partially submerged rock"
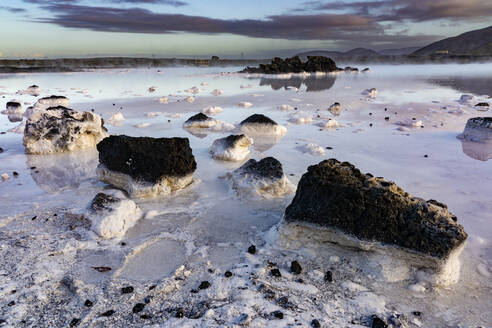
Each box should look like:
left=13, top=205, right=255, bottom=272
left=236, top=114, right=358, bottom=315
left=239, top=114, right=286, bottom=136
left=457, top=117, right=492, bottom=143
left=23, top=106, right=108, bottom=154
left=2, top=101, right=22, bottom=115
left=210, top=134, right=253, bottom=161
left=283, top=159, right=467, bottom=286
left=224, top=157, right=293, bottom=197
left=241, top=56, right=338, bottom=74
left=27, top=85, right=42, bottom=96
left=85, top=190, right=142, bottom=239
left=328, top=102, right=342, bottom=116
left=183, top=113, right=234, bottom=133
left=96, top=135, right=197, bottom=197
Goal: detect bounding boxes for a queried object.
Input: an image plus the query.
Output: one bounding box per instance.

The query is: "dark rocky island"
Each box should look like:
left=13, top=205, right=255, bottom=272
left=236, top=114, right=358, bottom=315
left=241, top=56, right=339, bottom=74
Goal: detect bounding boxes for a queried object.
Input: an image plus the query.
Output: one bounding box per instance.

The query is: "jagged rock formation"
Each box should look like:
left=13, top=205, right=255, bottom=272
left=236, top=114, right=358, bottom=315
left=23, top=106, right=108, bottom=154
left=241, top=56, right=338, bottom=74
left=96, top=135, right=197, bottom=197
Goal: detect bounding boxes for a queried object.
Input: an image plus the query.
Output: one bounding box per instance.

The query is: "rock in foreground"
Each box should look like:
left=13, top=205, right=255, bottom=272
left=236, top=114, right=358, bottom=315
left=224, top=157, right=293, bottom=197
left=241, top=56, right=338, bottom=74
left=86, top=190, right=142, bottom=239
left=210, top=134, right=253, bottom=161
left=23, top=106, right=108, bottom=154
left=96, top=135, right=197, bottom=197
left=284, top=159, right=467, bottom=285
left=457, top=117, right=492, bottom=143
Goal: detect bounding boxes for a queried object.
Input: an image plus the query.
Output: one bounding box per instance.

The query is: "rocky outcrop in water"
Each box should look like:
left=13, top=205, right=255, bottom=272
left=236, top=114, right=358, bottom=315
left=241, top=56, right=338, bottom=74
left=285, top=159, right=468, bottom=259
left=23, top=106, right=108, bottom=154
left=86, top=190, right=142, bottom=239
left=96, top=135, right=197, bottom=197
left=285, top=159, right=467, bottom=260
left=2, top=101, right=22, bottom=115
left=210, top=134, right=253, bottom=161
left=239, top=114, right=287, bottom=136
left=457, top=117, right=492, bottom=143
left=224, top=157, right=293, bottom=197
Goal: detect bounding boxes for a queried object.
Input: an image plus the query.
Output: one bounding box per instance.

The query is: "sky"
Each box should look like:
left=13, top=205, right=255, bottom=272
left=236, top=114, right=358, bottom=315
left=0, top=0, right=491, bottom=59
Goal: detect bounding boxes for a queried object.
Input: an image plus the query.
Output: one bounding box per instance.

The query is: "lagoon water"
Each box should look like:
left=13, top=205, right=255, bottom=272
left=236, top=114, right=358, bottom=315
left=0, top=64, right=491, bottom=327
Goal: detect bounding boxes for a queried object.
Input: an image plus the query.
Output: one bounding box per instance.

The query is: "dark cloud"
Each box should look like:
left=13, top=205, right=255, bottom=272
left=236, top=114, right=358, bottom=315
left=24, top=0, right=187, bottom=5
left=296, top=0, right=492, bottom=22
left=35, top=3, right=437, bottom=46
left=0, top=6, right=27, bottom=13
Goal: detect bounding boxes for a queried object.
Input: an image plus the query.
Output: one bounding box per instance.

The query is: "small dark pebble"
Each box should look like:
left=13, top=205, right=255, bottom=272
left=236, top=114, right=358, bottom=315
left=371, top=315, right=388, bottom=328
left=30, top=166, right=36, bottom=170
left=324, top=271, right=334, bottom=283
left=175, top=308, right=184, bottom=318
left=0, top=147, right=3, bottom=153
left=149, top=285, right=156, bottom=290
left=120, top=242, right=127, bottom=246
left=31, top=216, right=37, bottom=221
left=84, top=300, right=93, bottom=307
left=190, top=289, right=199, bottom=293
left=311, top=319, right=321, bottom=328
left=144, top=296, right=152, bottom=304
left=132, top=303, right=145, bottom=314
left=384, top=108, right=387, bottom=111
left=112, top=103, right=115, bottom=106
left=290, top=260, right=302, bottom=274
left=271, top=268, right=281, bottom=277
left=12, top=172, right=18, bottom=177
left=289, top=173, right=295, bottom=176
left=92, top=266, right=111, bottom=273
left=100, top=310, right=115, bottom=317
left=7, top=301, right=15, bottom=307
left=296, top=278, right=304, bottom=283
left=224, top=271, right=233, bottom=278
left=198, top=281, right=211, bottom=290
left=10, top=290, right=16, bottom=294
left=412, top=311, right=422, bottom=317
left=207, top=268, right=214, bottom=273
left=247, top=245, right=256, bottom=254
left=69, top=318, right=80, bottom=327
left=91, top=109, right=94, bottom=112
left=326, top=146, right=333, bottom=150
left=271, top=310, right=284, bottom=319
left=424, top=154, right=428, bottom=158
left=370, top=123, right=373, bottom=127
left=121, top=286, right=134, bottom=294
left=384, top=117, right=389, bottom=121
left=140, top=314, right=152, bottom=320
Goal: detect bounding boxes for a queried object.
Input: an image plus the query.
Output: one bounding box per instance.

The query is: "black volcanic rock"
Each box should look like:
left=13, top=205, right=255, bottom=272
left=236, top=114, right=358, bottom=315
left=241, top=56, right=338, bottom=74
left=185, top=113, right=212, bottom=123
left=235, top=157, right=283, bottom=180
left=284, top=159, right=467, bottom=259
left=475, top=102, right=489, bottom=107
left=97, top=135, right=196, bottom=183
left=240, top=114, right=278, bottom=126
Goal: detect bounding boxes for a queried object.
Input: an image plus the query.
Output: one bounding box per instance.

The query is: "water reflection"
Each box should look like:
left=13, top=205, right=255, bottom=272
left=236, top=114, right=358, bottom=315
left=429, top=76, right=492, bottom=97
left=26, top=150, right=99, bottom=193
left=460, top=141, right=492, bottom=161
left=255, top=74, right=337, bottom=92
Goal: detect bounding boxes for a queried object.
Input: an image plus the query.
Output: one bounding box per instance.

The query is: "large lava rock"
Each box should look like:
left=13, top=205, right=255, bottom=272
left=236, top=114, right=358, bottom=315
left=283, top=159, right=467, bottom=285
left=23, top=106, right=108, bottom=154
left=224, top=157, right=293, bottom=197
left=241, top=56, right=338, bottom=74
left=96, top=135, right=197, bottom=197
left=457, top=117, right=492, bottom=143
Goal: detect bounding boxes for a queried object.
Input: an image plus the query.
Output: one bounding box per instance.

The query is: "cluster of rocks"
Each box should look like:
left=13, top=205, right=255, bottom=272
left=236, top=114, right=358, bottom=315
left=241, top=56, right=339, bottom=74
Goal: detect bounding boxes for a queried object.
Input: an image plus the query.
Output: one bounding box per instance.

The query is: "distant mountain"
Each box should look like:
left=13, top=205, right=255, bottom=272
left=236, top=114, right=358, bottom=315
left=296, top=47, right=379, bottom=60
left=412, top=25, right=492, bottom=56
left=379, top=47, right=421, bottom=56
left=344, top=47, right=380, bottom=57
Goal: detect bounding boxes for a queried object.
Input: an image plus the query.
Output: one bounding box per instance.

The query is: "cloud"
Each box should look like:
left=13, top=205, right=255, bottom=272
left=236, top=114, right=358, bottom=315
left=23, top=0, right=187, bottom=5
left=295, top=0, right=492, bottom=22
left=0, top=6, right=27, bottom=13
left=35, top=3, right=437, bottom=46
